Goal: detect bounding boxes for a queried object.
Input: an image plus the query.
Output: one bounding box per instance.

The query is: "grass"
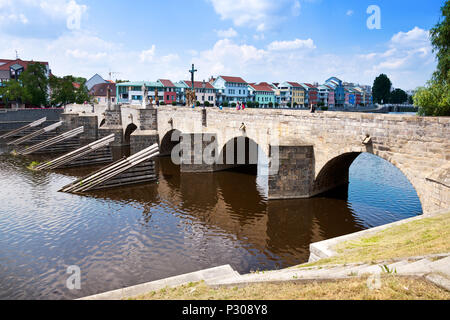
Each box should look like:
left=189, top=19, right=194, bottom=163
left=27, top=161, right=40, bottom=170
left=132, top=276, right=450, bottom=300
left=298, top=212, right=450, bottom=268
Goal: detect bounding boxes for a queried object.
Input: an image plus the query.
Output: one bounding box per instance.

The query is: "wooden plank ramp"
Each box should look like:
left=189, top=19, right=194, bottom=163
left=16, top=126, right=84, bottom=155
left=60, top=143, right=159, bottom=193
left=35, top=134, right=115, bottom=170
left=0, top=117, right=47, bottom=139
left=7, top=121, right=63, bottom=146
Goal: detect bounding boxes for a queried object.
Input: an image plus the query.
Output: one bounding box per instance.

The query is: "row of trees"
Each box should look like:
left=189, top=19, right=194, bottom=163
left=0, top=63, right=92, bottom=108
left=372, top=74, right=410, bottom=105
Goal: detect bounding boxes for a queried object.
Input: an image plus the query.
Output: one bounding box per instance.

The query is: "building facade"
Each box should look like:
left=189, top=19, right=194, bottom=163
left=212, top=76, right=249, bottom=104
left=248, top=83, right=276, bottom=108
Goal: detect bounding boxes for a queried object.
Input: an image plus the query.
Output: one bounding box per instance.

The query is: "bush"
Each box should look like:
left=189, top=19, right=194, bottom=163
left=231, top=102, right=236, bottom=108
left=268, top=102, right=273, bottom=108
left=196, top=101, right=200, bottom=106
left=160, top=101, right=166, bottom=105
left=254, top=102, right=259, bottom=108
left=204, top=101, right=210, bottom=107
left=223, top=101, right=229, bottom=107
left=275, top=102, right=279, bottom=108
left=172, top=101, right=177, bottom=106
left=320, top=106, right=328, bottom=111
left=293, top=102, right=298, bottom=108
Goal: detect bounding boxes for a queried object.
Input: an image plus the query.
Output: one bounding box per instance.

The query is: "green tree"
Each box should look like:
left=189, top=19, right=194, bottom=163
left=414, top=0, right=450, bottom=116
left=50, top=75, right=91, bottom=107
left=372, top=74, right=392, bottom=104
left=0, top=79, right=31, bottom=107
left=19, top=63, right=49, bottom=107
left=430, top=0, right=450, bottom=84
left=390, top=88, right=408, bottom=104
left=414, top=82, right=450, bottom=116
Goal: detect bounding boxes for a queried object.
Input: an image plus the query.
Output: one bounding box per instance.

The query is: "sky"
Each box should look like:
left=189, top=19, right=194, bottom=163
left=0, top=0, right=444, bottom=90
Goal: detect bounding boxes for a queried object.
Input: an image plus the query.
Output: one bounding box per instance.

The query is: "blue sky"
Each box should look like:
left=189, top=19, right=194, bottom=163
left=0, top=0, right=444, bottom=89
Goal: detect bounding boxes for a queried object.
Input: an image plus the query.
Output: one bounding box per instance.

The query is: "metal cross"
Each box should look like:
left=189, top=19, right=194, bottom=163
left=189, top=64, right=197, bottom=91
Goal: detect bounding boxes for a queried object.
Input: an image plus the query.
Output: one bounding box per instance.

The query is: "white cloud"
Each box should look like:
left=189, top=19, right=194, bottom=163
left=208, top=0, right=301, bottom=31
left=0, top=0, right=87, bottom=30
left=267, top=38, right=316, bottom=51
left=215, top=27, right=237, bottom=38
left=139, top=46, right=156, bottom=62
left=346, top=10, right=354, bottom=16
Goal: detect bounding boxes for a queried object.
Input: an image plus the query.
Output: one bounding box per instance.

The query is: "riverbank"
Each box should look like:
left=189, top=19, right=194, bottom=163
left=125, top=211, right=450, bottom=300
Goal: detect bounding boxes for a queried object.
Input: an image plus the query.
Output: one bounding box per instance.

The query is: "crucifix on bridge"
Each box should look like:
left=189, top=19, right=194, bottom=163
left=189, top=64, right=197, bottom=92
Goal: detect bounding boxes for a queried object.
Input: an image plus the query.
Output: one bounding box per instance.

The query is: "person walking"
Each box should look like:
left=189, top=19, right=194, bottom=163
left=242, top=102, right=246, bottom=110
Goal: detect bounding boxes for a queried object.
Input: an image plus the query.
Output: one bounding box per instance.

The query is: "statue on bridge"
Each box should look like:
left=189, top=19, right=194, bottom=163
left=185, top=89, right=196, bottom=108
left=141, top=83, right=149, bottom=108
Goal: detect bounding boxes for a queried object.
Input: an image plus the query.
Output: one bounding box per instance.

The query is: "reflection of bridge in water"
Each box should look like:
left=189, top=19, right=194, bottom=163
left=78, top=157, right=367, bottom=267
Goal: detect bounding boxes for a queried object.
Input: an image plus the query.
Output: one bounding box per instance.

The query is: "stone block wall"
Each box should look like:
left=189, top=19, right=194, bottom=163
left=268, top=145, right=315, bottom=199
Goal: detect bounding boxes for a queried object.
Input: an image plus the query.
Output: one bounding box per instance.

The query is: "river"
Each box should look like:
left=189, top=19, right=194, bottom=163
left=0, top=146, right=422, bottom=299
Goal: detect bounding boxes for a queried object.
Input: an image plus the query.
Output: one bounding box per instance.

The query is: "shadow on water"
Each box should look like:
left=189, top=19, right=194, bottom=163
left=0, top=148, right=422, bottom=299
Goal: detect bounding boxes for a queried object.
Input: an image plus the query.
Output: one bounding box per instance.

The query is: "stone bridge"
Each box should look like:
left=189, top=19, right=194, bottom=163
left=62, top=104, right=449, bottom=215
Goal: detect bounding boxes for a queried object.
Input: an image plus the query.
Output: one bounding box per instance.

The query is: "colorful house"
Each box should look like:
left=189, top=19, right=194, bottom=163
left=300, top=83, right=318, bottom=107
left=89, top=83, right=116, bottom=104
left=277, top=82, right=305, bottom=108
left=212, top=76, right=249, bottom=104
left=325, top=77, right=345, bottom=107
left=248, top=83, right=276, bottom=108
left=158, top=79, right=177, bottom=104
left=116, top=81, right=164, bottom=104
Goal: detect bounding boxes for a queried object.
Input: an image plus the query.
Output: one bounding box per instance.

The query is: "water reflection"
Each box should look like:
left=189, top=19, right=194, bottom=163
left=0, top=147, right=422, bottom=299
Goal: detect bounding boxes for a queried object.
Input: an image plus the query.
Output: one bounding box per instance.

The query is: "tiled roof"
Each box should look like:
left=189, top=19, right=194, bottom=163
left=159, top=79, right=175, bottom=87
left=249, top=83, right=275, bottom=92
left=219, top=76, right=247, bottom=84
left=287, top=81, right=302, bottom=88
left=183, top=80, right=215, bottom=89
left=0, top=59, right=48, bottom=71
left=89, top=83, right=116, bottom=97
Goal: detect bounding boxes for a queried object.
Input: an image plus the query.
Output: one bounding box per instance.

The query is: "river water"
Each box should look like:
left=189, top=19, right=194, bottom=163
left=0, top=146, right=422, bottom=299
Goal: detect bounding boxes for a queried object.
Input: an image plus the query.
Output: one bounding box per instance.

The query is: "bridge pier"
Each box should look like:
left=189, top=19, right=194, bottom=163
left=179, top=133, right=218, bottom=173
left=268, top=145, right=315, bottom=199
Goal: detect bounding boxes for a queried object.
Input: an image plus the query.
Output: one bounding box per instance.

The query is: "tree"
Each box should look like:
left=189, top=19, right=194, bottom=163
left=390, top=88, right=408, bottom=104
left=414, top=82, right=450, bottom=116
left=49, top=75, right=91, bottom=107
left=19, top=63, right=49, bottom=107
left=372, top=74, right=392, bottom=104
left=414, top=1, right=450, bottom=116
left=0, top=79, right=31, bottom=107
left=430, top=0, right=450, bottom=84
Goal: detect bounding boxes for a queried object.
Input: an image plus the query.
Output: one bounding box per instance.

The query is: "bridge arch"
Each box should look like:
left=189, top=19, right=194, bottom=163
left=160, top=129, right=182, bottom=157
left=215, top=135, right=269, bottom=174
left=124, top=123, right=137, bottom=145
left=312, top=151, right=423, bottom=211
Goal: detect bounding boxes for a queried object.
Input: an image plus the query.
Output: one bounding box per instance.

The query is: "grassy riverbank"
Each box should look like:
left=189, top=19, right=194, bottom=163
left=133, top=212, right=450, bottom=300
left=133, top=276, right=449, bottom=300
left=300, top=211, right=450, bottom=267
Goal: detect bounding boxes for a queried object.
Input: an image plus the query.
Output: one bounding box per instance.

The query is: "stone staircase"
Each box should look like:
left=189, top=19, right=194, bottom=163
left=206, top=253, right=450, bottom=291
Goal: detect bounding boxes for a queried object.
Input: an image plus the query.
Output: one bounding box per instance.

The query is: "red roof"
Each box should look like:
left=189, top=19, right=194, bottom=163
left=304, top=83, right=317, bottom=89
left=72, top=82, right=81, bottom=89
left=90, top=83, right=116, bottom=97
left=250, top=83, right=274, bottom=92
left=287, top=81, right=302, bottom=88
left=219, top=76, right=247, bottom=84
left=159, top=79, right=175, bottom=87
left=184, top=80, right=215, bottom=89
left=0, top=59, right=48, bottom=71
